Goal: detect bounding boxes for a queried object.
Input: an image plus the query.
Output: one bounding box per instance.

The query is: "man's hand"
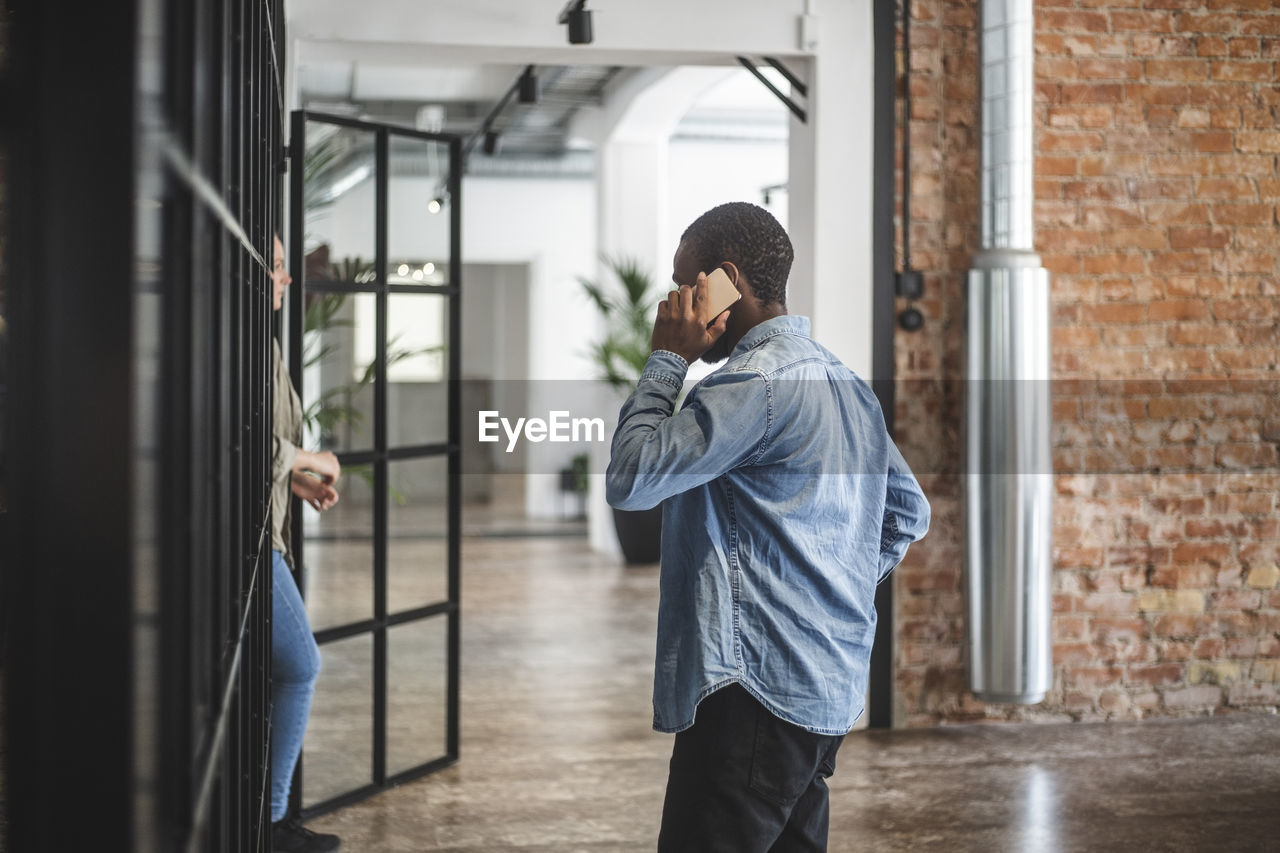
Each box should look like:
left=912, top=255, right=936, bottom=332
left=650, top=273, right=730, bottom=364
left=291, top=471, right=340, bottom=512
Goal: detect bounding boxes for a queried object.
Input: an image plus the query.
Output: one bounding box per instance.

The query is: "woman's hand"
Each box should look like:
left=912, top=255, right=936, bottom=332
left=297, top=449, right=341, bottom=485
left=291, top=471, right=339, bottom=512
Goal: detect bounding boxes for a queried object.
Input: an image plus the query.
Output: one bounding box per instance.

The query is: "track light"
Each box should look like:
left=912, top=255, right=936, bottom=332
left=558, top=0, right=593, bottom=44
left=428, top=197, right=443, bottom=214
left=482, top=130, right=500, bottom=155
left=518, top=66, right=540, bottom=104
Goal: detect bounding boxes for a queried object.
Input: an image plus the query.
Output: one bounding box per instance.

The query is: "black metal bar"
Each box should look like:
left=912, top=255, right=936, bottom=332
left=557, top=0, right=587, bottom=24
left=289, top=110, right=307, bottom=574
left=735, top=56, right=807, bottom=123
left=385, top=754, right=459, bottom=787
left=313, top=602, right=458, bottom=645
left=388, top=283, right=459, bottom=296
left=389, top=601, right=458, bottom=626
left=900, top=0, right=913, bottom=272
left=159, top=0, right=199, bottom=843
left=461, top=64, right=536, bottom=158
left=762, top=56, right=808, bottom=97
left=868, top=0, right=898, bottom=731
left=373, top=127, right=391, bottom=787
left=286, top=101, right=308, bottom=830
left=387, top=443, right=457, bottom=460
left=446, top=134, right=464, bottom=762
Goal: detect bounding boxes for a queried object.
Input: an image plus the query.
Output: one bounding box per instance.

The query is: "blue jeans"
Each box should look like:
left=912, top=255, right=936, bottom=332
left=271, top=550, right=321, bottom=822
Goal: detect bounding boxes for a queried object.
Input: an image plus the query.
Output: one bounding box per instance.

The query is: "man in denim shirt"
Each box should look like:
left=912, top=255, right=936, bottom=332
left=607, top=203, right=930, bottom=852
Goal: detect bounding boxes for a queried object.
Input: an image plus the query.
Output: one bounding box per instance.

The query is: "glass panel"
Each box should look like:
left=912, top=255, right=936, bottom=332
left=388, top=135, right=451, bottom=287
left=303, top=633, right=373, bottom=807
left=387, top=455, right=449, bottom=613
left=387, top=292, right=450, bottom=448
left=302, top=464, right=373, bottom=632
left=387, top=616, right=449, bottom=776
left=303, top=121, right=377, bottom=280
left=303, top=291, right=376, bottom=454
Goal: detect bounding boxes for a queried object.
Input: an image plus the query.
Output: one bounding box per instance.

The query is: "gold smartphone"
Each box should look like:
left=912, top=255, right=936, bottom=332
left=703, top=267, right=741, bottom=325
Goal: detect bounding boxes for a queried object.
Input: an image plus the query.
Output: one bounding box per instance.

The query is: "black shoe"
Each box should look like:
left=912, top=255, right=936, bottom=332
left=271, top=817, right=341, bottom=853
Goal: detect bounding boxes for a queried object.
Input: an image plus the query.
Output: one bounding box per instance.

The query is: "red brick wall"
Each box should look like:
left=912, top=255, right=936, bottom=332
left=893, top=0, right=1280, bottom=725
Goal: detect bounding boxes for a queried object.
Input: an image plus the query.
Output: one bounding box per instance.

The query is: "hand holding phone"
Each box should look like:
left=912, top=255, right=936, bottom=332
left=650, top=265, right=738, bottom=363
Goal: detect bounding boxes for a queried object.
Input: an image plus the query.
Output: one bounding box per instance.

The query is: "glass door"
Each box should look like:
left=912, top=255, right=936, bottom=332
left=287, top=111, right=461, bottom=814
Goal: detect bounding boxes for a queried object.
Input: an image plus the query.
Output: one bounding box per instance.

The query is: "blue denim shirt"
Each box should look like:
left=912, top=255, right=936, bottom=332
left=606, top=315, right=930, bottom=735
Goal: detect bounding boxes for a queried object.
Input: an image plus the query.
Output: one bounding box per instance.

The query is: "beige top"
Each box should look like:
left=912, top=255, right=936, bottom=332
left=271, top=338, right=303, bottom=567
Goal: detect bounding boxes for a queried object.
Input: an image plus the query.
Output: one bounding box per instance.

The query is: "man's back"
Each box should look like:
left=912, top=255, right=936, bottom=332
left=608, top=315, right=928, bottom=735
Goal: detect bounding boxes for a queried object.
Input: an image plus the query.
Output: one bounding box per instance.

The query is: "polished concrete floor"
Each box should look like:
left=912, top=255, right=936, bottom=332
left=300, top=499, right=1280, bottom=853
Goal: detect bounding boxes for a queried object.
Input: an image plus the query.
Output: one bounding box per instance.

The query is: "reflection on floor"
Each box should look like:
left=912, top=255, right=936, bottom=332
left=302, top=510, right=1280, bottom=852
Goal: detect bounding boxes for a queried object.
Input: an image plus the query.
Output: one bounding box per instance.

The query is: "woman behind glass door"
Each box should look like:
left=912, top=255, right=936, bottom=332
left=268, top=233, right=344, bottom=853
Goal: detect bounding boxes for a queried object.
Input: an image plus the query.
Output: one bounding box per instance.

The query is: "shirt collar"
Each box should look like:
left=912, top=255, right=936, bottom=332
left=731, top=314, right=811, bottom=357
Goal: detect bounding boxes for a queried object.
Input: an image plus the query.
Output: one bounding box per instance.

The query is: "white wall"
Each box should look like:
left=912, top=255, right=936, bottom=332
left=312, top=173, right=599, bottom=515
left=665, top=139, right=790, bottom=275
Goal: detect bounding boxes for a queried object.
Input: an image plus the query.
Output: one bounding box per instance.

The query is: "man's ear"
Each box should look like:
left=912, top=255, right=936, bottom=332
left=720, top=261, right=742, bottom=290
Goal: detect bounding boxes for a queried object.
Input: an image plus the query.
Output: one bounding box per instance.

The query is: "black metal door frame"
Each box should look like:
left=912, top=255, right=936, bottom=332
left=287, top=110, right=462, bottom=816
left=868, top=0, right=899, bottom=730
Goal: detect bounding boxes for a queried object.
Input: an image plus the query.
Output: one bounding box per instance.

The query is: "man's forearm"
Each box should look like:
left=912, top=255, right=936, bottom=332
left=605, top=353, right=688, bottom=510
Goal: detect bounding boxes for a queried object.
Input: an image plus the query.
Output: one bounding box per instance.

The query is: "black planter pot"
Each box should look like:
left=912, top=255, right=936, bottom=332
left=612, top=505, right=663, bottom=565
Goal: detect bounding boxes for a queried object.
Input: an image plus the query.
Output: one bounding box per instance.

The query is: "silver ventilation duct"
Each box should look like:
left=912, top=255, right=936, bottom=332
left=966, top=0, right=1053, bottom=703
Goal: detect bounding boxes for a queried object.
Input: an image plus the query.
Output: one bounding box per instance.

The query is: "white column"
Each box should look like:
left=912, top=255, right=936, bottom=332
left=787, top=1, right=875, bottom=377
left=583, top=67, right=736, bottom=554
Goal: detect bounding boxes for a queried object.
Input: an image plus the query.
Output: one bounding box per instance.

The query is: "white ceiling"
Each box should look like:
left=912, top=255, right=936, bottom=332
left=300, top=62, right=531, bottom=103
left=299, top=60, right=787, bottom=124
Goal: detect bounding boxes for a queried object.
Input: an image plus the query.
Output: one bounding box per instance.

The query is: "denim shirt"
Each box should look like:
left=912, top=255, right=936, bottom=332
left=606, top=315, right=930, bottom=735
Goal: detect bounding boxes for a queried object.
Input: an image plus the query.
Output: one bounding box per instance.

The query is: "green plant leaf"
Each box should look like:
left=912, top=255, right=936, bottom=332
left=579, top=254, right=662, bottom=394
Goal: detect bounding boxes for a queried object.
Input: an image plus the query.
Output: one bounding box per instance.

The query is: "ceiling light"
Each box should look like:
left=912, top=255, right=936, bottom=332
left=519, top=66, right=540, bottom=104
left=398, top=264, right=409, bottom=276
left=428, top=198, right=443, bottom=214
left=559, top=0, right=592, bottom=44
left=423, top=262, right=435, bottom=275
left=412, top=270, right=424, bottom=281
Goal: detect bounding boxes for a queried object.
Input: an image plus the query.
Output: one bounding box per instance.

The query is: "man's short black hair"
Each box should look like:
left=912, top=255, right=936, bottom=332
left=680, top=202, right=793, bottom=308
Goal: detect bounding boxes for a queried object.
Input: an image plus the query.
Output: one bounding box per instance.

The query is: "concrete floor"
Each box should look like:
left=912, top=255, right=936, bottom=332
left=300, top=507, right=1280, bottom=853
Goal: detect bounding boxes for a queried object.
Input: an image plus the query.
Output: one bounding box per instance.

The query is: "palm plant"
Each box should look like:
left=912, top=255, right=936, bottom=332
left=579, top=255, right=662, bottom=393
left=580, top=255, right=665, bottom=563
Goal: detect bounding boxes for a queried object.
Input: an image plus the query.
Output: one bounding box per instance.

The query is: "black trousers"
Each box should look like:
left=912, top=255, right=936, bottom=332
left=657, top=683, right=845, bottom=853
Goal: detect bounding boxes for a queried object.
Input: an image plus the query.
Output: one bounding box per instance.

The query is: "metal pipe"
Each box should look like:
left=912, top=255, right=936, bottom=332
left=965, top=0, right=1053, bottom=704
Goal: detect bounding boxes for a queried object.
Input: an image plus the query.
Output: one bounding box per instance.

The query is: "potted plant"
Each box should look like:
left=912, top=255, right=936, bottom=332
left=580, top=256, right=665, bottom=564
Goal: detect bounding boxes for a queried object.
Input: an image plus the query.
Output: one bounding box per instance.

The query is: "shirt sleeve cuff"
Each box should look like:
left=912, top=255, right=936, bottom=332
left=273, top=436, right=299, bottom=484
left=640, top=350, right=689, bottom=390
